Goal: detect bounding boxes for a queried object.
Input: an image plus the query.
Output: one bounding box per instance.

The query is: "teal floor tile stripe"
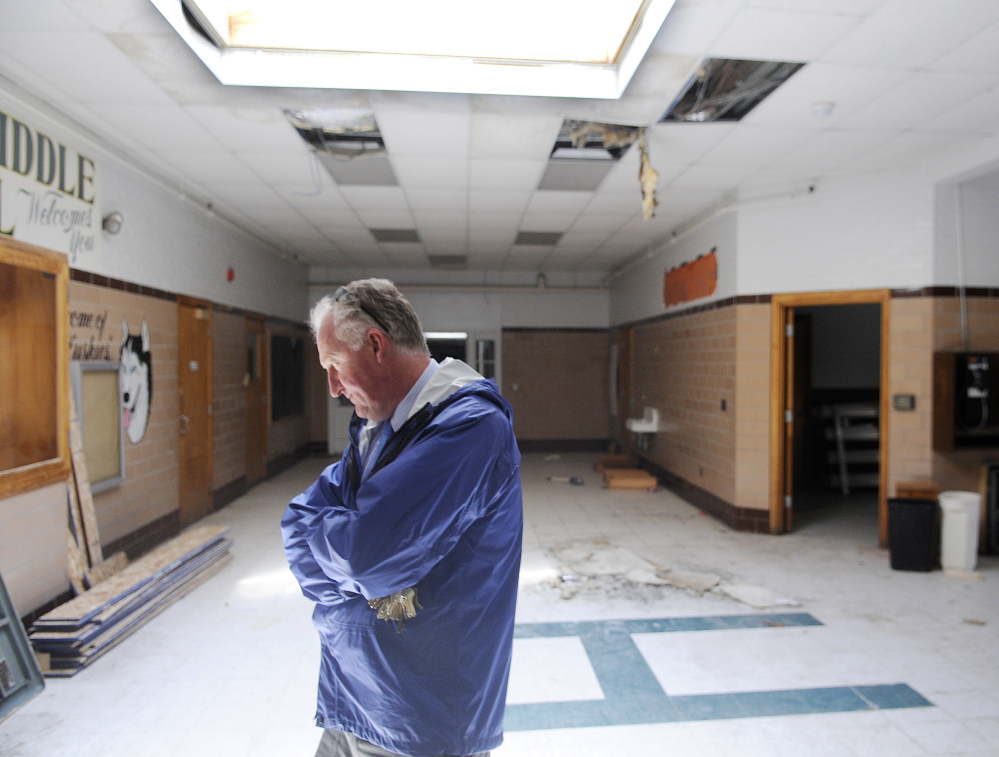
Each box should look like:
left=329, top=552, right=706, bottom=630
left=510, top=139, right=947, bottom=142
left=506, top=614, right=933, bottom=732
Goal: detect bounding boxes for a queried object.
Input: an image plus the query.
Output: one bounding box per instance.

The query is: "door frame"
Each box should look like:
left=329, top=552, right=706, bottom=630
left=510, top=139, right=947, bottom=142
left=769, top=289, right=891, bottom=546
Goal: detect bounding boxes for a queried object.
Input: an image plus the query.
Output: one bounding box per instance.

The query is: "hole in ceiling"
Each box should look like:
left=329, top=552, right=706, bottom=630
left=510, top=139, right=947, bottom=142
left=538, top=119, right=639, bottom=191
left=428, top=254, right=468, bottom=269
left=371, top=229, right=420, bottom=243
left=515, top=231, right=563, bottom=246
left=660, top=58, right=805, bottom=123
left=284, top=109, right=398, bottom=186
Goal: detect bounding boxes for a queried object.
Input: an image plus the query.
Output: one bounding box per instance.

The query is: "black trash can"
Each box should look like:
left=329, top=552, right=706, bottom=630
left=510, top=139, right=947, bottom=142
left=888, top=497, right=939, bottom=571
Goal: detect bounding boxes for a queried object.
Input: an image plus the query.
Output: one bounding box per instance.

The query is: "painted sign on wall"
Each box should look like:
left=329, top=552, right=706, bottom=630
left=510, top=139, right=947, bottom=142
left=0, top=106, right=99, bottom=263
left=663, top=249, right=718, bottom=307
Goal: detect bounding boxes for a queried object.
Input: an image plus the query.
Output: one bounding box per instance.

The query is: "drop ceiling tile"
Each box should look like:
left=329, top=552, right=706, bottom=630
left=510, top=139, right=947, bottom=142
left=94, top=104, right=222, bottom=151
left=537, top=161, right=615, bottom=192
left=240, top=151, right=317, bottom=187
left=469, top=229, right=518, bottom=246
left=280, top=183, right=351, bottom=210
left=382, top=248, right=430, bottom=268
left=741, top=63, right=911, bottom=128
left=709, top=7, right=862, bottom=61
left=185, top=106, right=304, bottom=153
left=570, top=213, right=632, bottom=233
left=404, top=189, right=468, bottom=213
left=519, top=214, right=578, bottom=232
left=556, top=231, right=607, bottom=253
left=422, top=240, right=469, bottom=256
left=2, top=0, right=89, bottom=31
left=354, top=210, right=415, bottom=228
left=837, top=71, right=999, bottom=131
left=670, top=164, right=760, bottom=189
left=928, top=21, right=999, bottom=73
left=699, top=127, right=814, bottom=168
left=418, top=228, right=468, bottom=246
left=64, top=0, right=172, bottom=33
left=339, top=186, right=410, bottom=211
left=310, top=211, right=368, bottom=233
left=919, top=88, right=999, bottom=135
left=153, top=150, right=260, bottom=183
left=469, top=113, right=564, bottom=160
left=374, top=110, right=471, bottom=158
left=0, top=31, right=173, bottom=105
left=469, top=159, right=548, bottom=190
left=843, top=130, right=984, bottom=172
left=504, top=249, right=550, bottom=270
left=412, top=212, right=468, bottom=230
left=650, top=0, right=744, bottom=56
left=587, top=193, right=645, bottom=214
left=525, top=191, right=594, bottom=215
left=745, top=0, right=883, bottom=12
left=645, top=123, right=738, bottom=164
left=767, top=128, right=899, bottom=174
left=468, top=214, right=523, bottom=230
left=822, top=0, right=999, bottom=69
left=390, top=157, right=469, bottom=189
left=199, top=182, right=287, bottom=210
left=466, top=252, right=509, bottom=269
left=468, top=191, right=531, bottom=215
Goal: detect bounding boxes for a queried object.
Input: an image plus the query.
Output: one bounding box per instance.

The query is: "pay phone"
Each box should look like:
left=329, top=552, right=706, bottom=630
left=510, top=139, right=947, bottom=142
left=933, top=352, right=999, bottom=450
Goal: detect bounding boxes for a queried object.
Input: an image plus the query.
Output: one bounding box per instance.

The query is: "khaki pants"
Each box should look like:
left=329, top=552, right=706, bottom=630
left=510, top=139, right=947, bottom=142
left=315, top=729, right=490, bottom=757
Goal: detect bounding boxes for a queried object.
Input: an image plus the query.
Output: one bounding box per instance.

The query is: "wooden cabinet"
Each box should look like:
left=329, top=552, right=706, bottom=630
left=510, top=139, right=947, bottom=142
left=0, top=236, right=70, bottom=498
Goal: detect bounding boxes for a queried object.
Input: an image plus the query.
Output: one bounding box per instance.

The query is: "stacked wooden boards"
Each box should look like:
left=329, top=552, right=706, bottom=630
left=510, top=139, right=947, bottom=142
left=594, top=455, right=658, bottom=491
left=30, top=525, right=233, bottom=677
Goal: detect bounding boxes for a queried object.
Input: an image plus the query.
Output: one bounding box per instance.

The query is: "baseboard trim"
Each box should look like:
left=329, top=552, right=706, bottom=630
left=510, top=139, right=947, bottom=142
left=213, top=476, right=248, bottom=511
left=641, top=459, right=771, bottom=534
left=267, top=443, right=312, bottom=478
left=102, top=510, right=182, bottom=561
left=517, top=439, right=612, bottom=453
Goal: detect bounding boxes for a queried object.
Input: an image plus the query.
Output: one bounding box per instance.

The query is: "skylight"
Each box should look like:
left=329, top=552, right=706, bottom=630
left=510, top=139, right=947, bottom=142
left=153, top=0, right=679, bottom=98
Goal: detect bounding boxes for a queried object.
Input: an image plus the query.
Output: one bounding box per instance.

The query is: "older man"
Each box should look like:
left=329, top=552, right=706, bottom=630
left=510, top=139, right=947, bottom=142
left=282, top=279, right=522, bottom=757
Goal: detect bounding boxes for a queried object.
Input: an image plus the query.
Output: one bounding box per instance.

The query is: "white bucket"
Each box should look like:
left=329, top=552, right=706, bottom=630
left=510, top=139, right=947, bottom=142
left=939, top=491, right=981, bottom=572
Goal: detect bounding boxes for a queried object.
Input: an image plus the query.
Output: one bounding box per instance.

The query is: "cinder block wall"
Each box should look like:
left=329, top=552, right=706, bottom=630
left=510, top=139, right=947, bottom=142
left=502, top=329, right=612, bottom=442
left=632, top=307, right=738, bottom=506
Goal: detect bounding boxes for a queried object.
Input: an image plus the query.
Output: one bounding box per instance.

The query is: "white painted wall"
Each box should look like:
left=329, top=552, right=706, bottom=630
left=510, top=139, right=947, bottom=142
left=736, top=170, right=935, bottom=295
left=608, top=210, right=737, bottom=326
left=934, top=179, right=999, bottom=288
left=1, top=82, right=309, bottom=322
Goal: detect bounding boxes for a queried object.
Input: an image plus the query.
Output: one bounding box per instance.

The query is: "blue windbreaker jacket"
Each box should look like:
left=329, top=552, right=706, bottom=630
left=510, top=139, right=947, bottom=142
left=282, top=369, right=522, bottom=757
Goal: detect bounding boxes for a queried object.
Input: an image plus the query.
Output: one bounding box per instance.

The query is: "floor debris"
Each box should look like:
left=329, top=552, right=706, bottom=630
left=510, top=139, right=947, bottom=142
left=716, top=583, right=802, bottom=609
left=659, top=569, right=721, bottom=593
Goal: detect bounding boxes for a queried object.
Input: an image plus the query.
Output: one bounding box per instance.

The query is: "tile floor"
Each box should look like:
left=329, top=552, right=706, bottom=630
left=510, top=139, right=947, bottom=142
left=1, top=453, right=997, bottom=756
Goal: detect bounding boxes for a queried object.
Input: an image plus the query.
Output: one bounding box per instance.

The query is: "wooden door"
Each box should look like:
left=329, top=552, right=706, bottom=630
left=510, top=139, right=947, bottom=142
left=617, top=326, right=634, bottom=451
left=178, top=299, right=213, bottom=525
left=245, top=316, right=267, bottom=484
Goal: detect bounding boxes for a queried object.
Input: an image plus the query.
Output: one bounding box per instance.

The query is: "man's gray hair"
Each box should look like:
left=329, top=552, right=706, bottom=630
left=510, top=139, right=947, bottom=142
left=310, top=279, right=430, bottom=357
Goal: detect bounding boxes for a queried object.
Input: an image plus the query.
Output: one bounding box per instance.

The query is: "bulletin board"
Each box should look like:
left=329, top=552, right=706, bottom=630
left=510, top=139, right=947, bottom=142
left=71, top=362, right=125, bottom=492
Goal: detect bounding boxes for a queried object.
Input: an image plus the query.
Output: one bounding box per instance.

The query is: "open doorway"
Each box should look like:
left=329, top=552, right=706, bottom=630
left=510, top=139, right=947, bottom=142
left=791, top=304, right=881, bottom=541
left=770, top=290, right=891, bottom=547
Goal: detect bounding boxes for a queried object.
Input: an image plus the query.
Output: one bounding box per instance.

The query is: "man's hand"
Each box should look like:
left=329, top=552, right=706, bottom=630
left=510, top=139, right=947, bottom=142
left=368, top=587, right=422, bottom=628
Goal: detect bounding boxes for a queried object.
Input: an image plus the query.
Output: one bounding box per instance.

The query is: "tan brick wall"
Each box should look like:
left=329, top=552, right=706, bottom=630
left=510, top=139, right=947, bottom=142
left=734, top=304, right=771, bottom=511
left=932, top=296, right=999, bottom=492
left=212, top=309, right=246, bottom=490
left=632, top=308, right=737, bottom=504
left=887, top=297, right=935, bottom=496
left=69, top=282, right=179, bottom=545
left=501, top=330, right=612, bottom=440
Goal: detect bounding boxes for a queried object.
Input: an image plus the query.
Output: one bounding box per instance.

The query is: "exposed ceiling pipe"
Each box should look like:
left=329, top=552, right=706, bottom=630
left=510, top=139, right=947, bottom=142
left=601, top=185, right=818, bottom=287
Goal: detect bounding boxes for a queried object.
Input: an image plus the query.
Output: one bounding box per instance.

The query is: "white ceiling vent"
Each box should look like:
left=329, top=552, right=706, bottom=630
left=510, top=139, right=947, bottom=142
left=539, top=120, right=639, bottom=191
left=515, top=231, right=563, bottom=246
left=285, top=109, right=398, bottom=186
left=371, top=229, right=420, bottom=243
left=661, top=58, right=805, bottom=123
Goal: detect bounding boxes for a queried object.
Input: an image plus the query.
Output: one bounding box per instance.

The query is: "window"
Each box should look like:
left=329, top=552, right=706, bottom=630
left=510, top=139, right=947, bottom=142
left=270, top=333, right=304, bottom=421
left=0, top=238, right=70, bottom=498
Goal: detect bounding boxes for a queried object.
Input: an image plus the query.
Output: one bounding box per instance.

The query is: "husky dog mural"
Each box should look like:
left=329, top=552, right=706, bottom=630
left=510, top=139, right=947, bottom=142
left=119, top=318, right=153, bottom=445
